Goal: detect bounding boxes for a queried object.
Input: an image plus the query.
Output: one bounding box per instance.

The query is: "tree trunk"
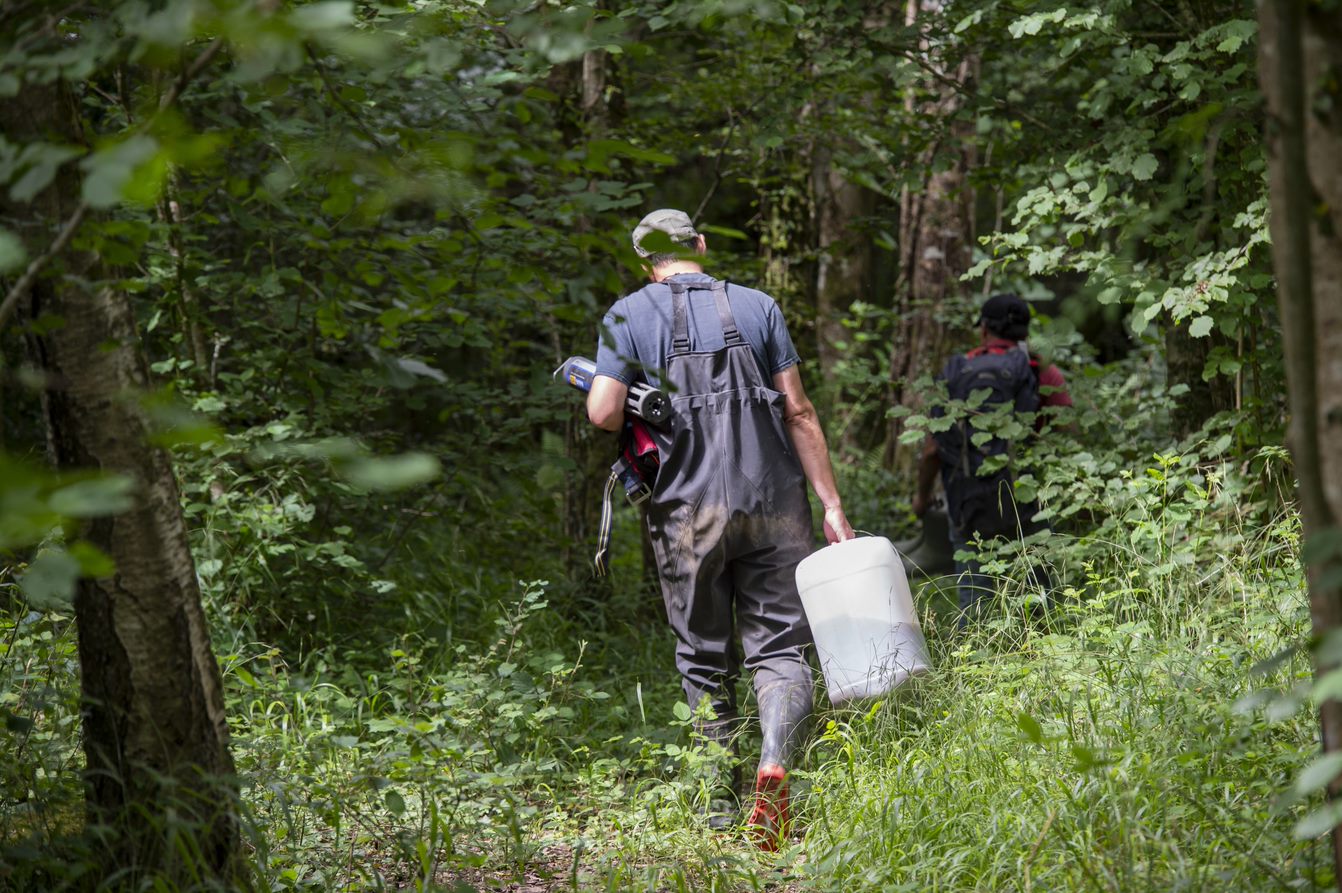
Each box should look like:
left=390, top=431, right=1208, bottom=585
left=159, top=183, right=212, bottom=383
left=558, top=10, right=627, bottom=585
left=885, top=0, right=976, bottom=472
left=1258, top=0, right=1342, bottom=876
left=811, top=144, right=874, bottom=376
left=4, top=82, right=238, bottom=882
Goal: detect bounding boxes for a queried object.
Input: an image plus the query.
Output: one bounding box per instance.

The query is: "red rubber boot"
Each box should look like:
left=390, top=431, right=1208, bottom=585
left=747, top=764, right=790, bottom=851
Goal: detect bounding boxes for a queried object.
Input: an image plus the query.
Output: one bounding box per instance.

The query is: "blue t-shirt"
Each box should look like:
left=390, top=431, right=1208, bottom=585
left=593, top=272, right=800, bottom=389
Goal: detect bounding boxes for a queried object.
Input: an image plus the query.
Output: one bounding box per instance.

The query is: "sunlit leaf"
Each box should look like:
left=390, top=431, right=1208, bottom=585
left=0, top=230, right=26, bottom=274
left=339, top=453, right=441, bottom=492
left=48, top=476, right=135, bottom=517
left=19, top=549, right=82, bottom=611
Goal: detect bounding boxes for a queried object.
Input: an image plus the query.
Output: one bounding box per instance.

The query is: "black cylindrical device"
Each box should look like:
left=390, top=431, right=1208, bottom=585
left=554, top=356, right=671, bottom=426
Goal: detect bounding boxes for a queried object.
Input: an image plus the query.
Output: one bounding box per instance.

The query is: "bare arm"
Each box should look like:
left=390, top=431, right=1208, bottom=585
left=773, top=365, right=854, bottom=543
left=587, top=375, right=627, bottom=432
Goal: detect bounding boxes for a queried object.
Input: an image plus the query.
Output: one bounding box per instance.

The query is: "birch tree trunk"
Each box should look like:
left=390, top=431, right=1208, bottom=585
left=1258, top=0, right=1342, bottom=876
left=3, top=82, right=238, bottom=882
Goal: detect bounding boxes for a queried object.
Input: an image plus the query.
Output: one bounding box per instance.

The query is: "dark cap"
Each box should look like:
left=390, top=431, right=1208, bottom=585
left=977, top=293, right=1031, bottom=340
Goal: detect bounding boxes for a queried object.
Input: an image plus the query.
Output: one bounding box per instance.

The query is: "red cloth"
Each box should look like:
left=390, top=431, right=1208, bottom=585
left=968, top=337, right=1073, bottom=409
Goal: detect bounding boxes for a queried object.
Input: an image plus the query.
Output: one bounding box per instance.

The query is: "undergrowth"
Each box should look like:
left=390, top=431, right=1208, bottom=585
left=798, top=442, right=1325, bottom=892
left=0, top=420, right=1332, bottom=891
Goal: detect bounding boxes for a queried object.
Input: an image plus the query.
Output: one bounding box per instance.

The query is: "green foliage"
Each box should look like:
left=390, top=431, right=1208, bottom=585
left=804, top=455, right=1324, bottom=891
left=953, top=0, right=1277, bottom=408
left=0, top=0, right=1322, bottom=889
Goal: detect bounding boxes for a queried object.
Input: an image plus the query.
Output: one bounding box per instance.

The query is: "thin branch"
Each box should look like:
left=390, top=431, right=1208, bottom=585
left=894, top=47, right=1053, bottom=133
left=0, top=201, right=88, bottom=330
left=694, top=99, right=762, bottom=222
left=7, top=3, right=88, bottom=58
left=0, top=35, right=226, bottom=334
left=305, top=43, right=385, bottom=149
left=159, top=37, right=225, bottom=111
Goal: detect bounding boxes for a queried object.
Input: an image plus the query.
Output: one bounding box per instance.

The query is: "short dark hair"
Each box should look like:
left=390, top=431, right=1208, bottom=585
left=644, top=247, right=692, bottom=268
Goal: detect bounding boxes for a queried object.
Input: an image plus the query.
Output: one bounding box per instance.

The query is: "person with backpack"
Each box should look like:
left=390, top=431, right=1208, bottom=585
left=911, top=292, right=1072, bottom=623
left=586, top=208, right=854, bottom=848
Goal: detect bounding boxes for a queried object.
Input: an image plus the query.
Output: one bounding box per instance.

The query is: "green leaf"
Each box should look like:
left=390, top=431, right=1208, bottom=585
left=142, top=397, right=225, bottom=448
left=1313, top=667, right=1342, bottom=703
left=1188, top=315, right=1214, bottom=338
left=1296, top=752, right=1342, bottom=796
left=1, top=708, right=33, bottom=733
left=672, top=701, right=692, bottom=721
left=1070, top=743, right=1100, bottom=769
left=1132, top=154, right=1159, bottom=181
left=339, top=452, right=441, bottom=491
left=1216, top=20, right=1256, bottom=54
left=0, top=230, right=26, bottom=274
left=48, top=475, right=135, bottom=517
left=698, top=224, right=747, bottom=241
left=1295, top=800, right=1342, bottom=839
left=1017, top=712, right=1044, bottom=744
left=384, top=789, right=406, bottom=816
left=394, top=357, right=447, bottom=383
left=19, top=549, right=82, bottom=611
left=291, top=0, right=354, bottom=31
left=9, top=144, right=82, bottom=203
left=80, top=136, right=161, bottom=208
left=68, top=541, right=115, bottom=577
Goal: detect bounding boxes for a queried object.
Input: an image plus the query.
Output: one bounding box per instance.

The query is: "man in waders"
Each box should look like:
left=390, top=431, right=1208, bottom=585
left=912, top=293, right=1072, bottom=623
left=587, top=209, right=854, bottom=848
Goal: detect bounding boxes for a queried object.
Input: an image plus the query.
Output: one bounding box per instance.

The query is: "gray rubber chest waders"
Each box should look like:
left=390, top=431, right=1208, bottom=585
left=646, top=279, right=814, bottom=769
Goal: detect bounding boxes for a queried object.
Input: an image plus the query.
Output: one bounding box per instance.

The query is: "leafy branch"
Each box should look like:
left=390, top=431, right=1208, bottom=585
left=0, top=36, right=225, bottom=334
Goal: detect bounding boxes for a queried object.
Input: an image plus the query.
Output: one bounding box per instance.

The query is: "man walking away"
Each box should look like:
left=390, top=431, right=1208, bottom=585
left=587, top=209, right=854, bottom=847
left=912, top=293, right=1072, bottom=624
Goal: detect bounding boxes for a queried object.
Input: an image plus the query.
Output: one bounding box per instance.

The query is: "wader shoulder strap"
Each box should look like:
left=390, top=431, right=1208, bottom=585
left=710, top=281, right=743, bottom=345
left=669, top=281, right=691, bottom=354
left=670, top=279, right=741, bottom=353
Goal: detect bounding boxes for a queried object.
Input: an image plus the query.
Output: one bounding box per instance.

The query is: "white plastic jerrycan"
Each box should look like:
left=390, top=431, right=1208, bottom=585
left=795, top=536, right=931, bottom=705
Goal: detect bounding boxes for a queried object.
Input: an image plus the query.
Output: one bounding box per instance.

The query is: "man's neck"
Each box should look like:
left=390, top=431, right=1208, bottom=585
left=651, top=262, right=705, bottom=282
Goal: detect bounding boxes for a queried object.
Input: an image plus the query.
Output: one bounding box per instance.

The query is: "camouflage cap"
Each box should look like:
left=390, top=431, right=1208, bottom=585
left=631, top=208, right=699, bottom=258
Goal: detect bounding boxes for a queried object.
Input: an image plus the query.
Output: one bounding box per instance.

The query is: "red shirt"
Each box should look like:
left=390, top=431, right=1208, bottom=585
left=968, top=337, right=1073, bottom=410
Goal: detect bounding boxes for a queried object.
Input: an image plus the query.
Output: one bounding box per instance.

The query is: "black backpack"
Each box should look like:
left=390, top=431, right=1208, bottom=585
left=932, top=346, right=1040, bottom=539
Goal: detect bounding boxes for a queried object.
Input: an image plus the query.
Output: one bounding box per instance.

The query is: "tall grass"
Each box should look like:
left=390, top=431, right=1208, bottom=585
left=798, top=455, right=1326, bottom=892
left=0, top=432, right=1330, bottom=892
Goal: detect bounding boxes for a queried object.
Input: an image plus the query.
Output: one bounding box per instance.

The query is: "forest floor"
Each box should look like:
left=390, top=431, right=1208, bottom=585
left=1, top=450, right=1335, bottom=892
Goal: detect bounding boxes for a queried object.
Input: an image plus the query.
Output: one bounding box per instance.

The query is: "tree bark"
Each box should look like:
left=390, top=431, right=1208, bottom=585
left=811, top=143, right=874, bottom=376
left=1258, top=0, right=1342, bottom=876
left=3, top=82, right=238, bottom=882
left=557, top=6, right=629, bottom=584
left=159, top=184, right=211, bottom=382
left=885, top=0, right=976, bottom=472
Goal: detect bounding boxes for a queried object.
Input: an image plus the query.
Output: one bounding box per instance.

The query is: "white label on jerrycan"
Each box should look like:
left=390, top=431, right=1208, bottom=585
left=795, top=536, right=931, bottom=705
